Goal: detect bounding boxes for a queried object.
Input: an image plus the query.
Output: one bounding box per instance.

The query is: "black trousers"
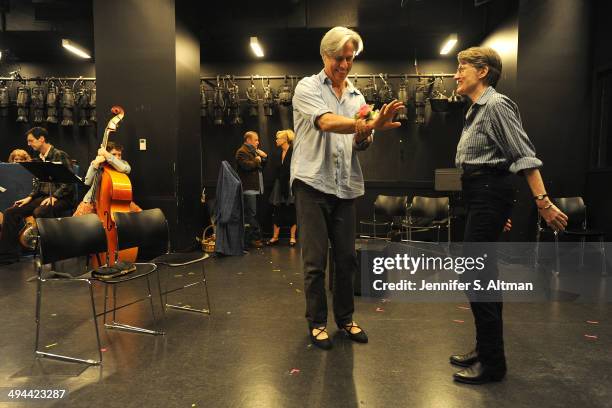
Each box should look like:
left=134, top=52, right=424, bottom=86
left=293, top=180, right=357, bottom=328
left=0, top=196, right=73, bottom=257
left=461, top=172, right=514, bottom=369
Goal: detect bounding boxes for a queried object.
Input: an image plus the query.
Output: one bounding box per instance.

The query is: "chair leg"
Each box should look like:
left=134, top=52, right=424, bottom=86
left=88, top=281, right=103, bottom=364
left=35, top=278, right=101, bottom=365
left=579, top=236, right=585, bottom=267
left=554, top=232, right=560, bottom=275
left=600, top=237, right=607, bottom=277
left=164, top=262, right=211, bottom=314
left=34, top=275, right=43, bottom=356
left=103, top=278, right=165, bottom=336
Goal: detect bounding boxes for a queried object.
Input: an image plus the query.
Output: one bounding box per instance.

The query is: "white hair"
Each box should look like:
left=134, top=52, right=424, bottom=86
left=319, top=26, right=363, bottom=60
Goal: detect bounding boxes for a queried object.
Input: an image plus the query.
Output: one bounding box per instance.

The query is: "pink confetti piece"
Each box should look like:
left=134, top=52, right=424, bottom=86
left=289, top=368, right=300, bottom=375
left=100, top=348, right=108, bottom=352
left=452, top=320, right=465, bottom=324
left=586, top=321, right=599, bottom=324
left=584, top=334, right=598, bottom=340
left=375, top=307, right=384, bottom=312
left=458, top=306, right=470, bottom=310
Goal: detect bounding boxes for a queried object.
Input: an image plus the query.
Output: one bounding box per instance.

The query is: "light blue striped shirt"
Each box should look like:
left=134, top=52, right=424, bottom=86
left=455, top=86, right=542, bottom=173
left=291, top=69, right=370, bottom=199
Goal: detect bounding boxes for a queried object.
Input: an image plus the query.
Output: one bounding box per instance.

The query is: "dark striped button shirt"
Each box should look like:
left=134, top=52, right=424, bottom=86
left=455, top=86, right=542, bottom=174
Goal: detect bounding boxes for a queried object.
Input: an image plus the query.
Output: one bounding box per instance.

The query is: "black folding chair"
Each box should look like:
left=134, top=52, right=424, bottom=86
left=402, top=196, right=451, bottom=244
left=359, top=195, right=408, bottom=239
left=114, top=209, right=211, bottom=315
left=35, top=214, right=107, bottom=365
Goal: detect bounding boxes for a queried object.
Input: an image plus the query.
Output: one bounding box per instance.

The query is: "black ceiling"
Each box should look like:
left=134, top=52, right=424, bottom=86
left=0, top=0, right=518, bottom=66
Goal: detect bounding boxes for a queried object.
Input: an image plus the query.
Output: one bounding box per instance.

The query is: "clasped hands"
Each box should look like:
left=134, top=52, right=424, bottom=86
left=354, top=100, right=404, bottom=145
left=92, top=147, right=112, bottom=168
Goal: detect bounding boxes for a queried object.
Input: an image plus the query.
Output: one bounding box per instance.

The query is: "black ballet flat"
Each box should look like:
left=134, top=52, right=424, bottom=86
left=337, top=321, right=368, bottom=343
left=310, top=326, right=333, bottom=350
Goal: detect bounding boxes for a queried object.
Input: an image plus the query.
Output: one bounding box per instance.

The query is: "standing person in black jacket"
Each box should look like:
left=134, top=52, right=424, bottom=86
left=267, top=129, right=297, bottom=247
left=0, top=127, right=75, bottom=265
left=235, top=131, right=267, bottom=249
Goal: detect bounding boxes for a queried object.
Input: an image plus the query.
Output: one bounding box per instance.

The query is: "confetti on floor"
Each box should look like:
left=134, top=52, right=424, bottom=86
left=45, top=343, right=58, bottom=349
left=272, top=269, right=281, bottom=272
left=174, top=274, right=183, bottom=278
left=452, top=320, right=465, bottom=324
left=50, top=313, right=57, bottom=317
left=586, top=320, right=599, bottom=324
left=457, top=306, right=471, bottom=310
left=289, top=368, right=300, bottom=375
left=380, top=299, right=390, bottom=303
left=187, top=272, right=195, bottom=276
left=227, top=311, right=231, bottom=315
left=295, top=289, right=302, bottom=293
left=101, top=348, right=108, bottom=352
left=375, top=307, right=384, bottom=312
left=584, top=334, right=598, bottom=340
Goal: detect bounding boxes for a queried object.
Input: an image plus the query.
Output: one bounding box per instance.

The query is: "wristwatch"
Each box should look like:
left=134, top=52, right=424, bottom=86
left=533, top=194, right=548, bottom=201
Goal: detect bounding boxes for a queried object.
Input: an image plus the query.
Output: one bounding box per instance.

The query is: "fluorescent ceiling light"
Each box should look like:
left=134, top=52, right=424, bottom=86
left=250, top=37, right=264, bottom=58
left=62, top=39, right=91, bottom=59
left=440, top=34, right=458, bottom=55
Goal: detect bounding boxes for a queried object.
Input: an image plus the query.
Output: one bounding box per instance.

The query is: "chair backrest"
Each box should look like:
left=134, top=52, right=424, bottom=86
left=113, top=209, right=168, bottom=257
left=410, top=196, right=449, bottom=221
left=554, top=197, right=585, bottom=229
left=36, top=214, right=107, bottom=265
left=374, top=195, right=408, bottom=218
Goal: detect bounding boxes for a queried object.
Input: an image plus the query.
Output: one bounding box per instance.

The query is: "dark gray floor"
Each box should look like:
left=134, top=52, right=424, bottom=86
left=0, top=245, right=610, bottom=408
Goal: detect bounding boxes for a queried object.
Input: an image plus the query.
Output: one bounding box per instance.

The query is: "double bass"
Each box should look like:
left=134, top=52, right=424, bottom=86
left=91, top=106, right=137, bottom=266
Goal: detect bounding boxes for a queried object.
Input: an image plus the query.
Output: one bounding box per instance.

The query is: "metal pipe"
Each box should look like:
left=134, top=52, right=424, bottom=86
left=200, top=73, right=454, bottom=81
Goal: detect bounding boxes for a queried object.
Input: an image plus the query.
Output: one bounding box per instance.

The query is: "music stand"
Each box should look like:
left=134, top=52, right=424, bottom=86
left=19, top=161, right=84, bottom=207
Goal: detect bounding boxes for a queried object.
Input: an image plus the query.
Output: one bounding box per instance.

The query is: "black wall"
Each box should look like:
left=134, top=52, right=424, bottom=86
left=513, top=0, right=592, bottom=239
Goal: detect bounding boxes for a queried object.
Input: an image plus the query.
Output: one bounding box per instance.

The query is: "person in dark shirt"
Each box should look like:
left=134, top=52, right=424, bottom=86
left=267, top=129, right=297, bottom=246
left=0, top=127, right=75, bottom=264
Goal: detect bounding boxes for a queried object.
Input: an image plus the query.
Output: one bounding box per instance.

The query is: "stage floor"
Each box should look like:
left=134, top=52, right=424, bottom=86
left=0, top=245, right=610, bottom=408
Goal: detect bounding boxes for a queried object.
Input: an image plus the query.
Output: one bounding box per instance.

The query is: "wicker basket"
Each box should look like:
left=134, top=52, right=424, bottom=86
left=201, top=224, right=216, bottom=253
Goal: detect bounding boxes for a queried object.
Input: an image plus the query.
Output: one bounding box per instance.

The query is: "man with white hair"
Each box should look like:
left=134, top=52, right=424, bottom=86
left=292, top=26, right=403, bottom=349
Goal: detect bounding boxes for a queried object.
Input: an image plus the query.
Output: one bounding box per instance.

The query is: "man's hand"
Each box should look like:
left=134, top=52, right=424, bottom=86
left=538, top=202, right=568, bottom=232
left=503, top=218, right=512, bottom=232
left=98, top=147, right=112, bottom=160
left=354, top=118, right=372, bottom=144
left=92, top=155, right=106, bottom=169
left=14, top=196, right=32, bottom=207
left=255, top=149, right=267, bottom=158
left=41, top=197, right=57, bottom=206
left=368, top=100, right=404, bottom=131
left=254, top=155, right=262, bottom=163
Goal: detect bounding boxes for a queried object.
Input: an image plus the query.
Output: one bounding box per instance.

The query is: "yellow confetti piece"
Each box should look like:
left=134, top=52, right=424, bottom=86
left=174, top=274, right=183, bottom=278
left=192, top=404, right=196, bottom=407
left=50, top=313, right=57, bottom=317
left=272, top=269, right=281, bottom=272
left=187, top=272, right=195, bottom=276
left=45, top=343, right=58, bottom=349
left=295, top=289, right=302, bottom=293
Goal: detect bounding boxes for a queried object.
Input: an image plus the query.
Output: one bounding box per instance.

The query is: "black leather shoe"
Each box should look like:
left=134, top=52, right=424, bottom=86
left=450, top=349, right=478, bottom=367
left=453, top=362, right=506, bottom=385
left=310, top=326, right=333, bottom=350
left=338, top=322, right=368, bottom=343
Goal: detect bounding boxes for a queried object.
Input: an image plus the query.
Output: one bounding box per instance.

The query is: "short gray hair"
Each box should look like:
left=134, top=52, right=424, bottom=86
left=319, top=26, right=363, bottom=59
